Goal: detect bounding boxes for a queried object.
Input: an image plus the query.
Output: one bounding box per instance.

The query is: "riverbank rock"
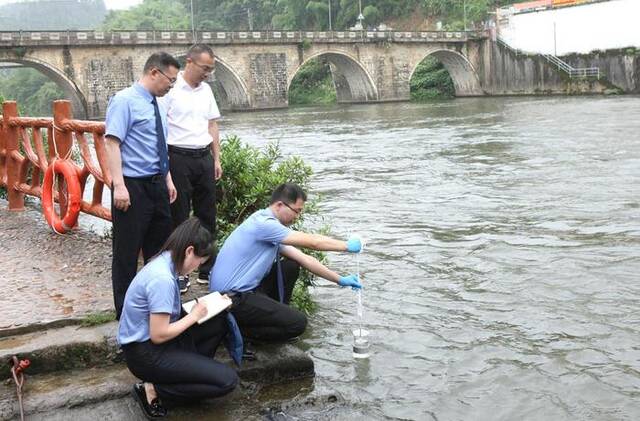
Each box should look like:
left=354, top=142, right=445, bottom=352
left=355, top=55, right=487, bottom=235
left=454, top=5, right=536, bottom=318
left=0, top=322, right=315, bottom=420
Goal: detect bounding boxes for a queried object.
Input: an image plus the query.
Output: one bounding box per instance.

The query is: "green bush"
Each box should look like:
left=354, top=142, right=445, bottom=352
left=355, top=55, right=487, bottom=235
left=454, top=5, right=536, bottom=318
left=410, top=56, right=455, bottom=101
left=288, top=58, right=337, bottom=105
left=217, top=135, right=323, bottom=313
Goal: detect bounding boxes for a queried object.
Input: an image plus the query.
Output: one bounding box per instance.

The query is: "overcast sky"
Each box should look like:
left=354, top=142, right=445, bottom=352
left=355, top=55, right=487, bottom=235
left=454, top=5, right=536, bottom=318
left=0, top=0, right=143, bottom=10
left=103, top=0, right=143, bottom=10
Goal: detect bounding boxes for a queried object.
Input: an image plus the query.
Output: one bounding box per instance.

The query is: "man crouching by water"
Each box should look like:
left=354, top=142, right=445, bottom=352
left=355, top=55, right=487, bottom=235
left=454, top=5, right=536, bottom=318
left=209, top=183, right=362, bottom=350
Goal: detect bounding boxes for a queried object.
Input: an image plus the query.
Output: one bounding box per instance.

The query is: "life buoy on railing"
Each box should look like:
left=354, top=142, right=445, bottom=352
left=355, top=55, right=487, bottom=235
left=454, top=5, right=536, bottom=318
left=42, top=159, right=82, bottom=234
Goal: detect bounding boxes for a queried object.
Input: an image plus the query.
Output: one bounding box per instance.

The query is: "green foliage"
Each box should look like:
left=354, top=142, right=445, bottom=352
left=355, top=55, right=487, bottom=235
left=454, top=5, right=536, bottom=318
left=289, top=58, right=337, bottom=105
left=0, top=68, right=65, bottom=116
left=217, top=135, right=320, bottom=312
left=362, top=6, right=382, bottom=26
left=101, top=0, right=190, bottom=31
left=410, top=56, right=455, bottom=101
left=301, top=39, right=312, bottom=51
left=425, top=0, right=512, bottom=28
left=81, top=311, right=116, bottom=327
left=100, top=0, right=509, bottom=31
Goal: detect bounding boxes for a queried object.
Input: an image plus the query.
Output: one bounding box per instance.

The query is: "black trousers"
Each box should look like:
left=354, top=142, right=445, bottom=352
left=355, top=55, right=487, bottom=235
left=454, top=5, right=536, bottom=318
left=111, top=176, right=173, bottom=319
left=169, top=147, right=216, bottom=278
left=121, top=313, right=238, bottom=406
left=231, top=259, right=308, bottom=342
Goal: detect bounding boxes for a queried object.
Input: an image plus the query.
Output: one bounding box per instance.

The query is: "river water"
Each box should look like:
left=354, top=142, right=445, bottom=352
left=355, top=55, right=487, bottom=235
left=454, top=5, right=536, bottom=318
left=220, top=97, right=640, bottom=420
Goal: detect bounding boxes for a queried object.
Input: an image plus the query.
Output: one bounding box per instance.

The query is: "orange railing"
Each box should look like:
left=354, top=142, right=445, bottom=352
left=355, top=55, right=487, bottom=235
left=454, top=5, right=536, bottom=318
left=0, top=100, right=111, bottom=226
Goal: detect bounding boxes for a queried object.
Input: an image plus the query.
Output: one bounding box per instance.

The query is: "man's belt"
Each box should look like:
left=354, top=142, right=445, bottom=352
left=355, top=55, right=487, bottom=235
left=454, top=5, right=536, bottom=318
left=168, top=144, right=211, bottom=158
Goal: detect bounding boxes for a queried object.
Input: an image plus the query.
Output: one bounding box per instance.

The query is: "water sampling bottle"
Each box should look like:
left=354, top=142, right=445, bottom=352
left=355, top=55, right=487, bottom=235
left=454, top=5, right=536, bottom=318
left=350, top=235, right=370, bottom=359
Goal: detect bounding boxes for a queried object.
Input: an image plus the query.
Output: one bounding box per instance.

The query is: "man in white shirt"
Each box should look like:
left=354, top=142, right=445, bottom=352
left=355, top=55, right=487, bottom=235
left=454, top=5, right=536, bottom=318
left=160, top=44, right=222, bottom=293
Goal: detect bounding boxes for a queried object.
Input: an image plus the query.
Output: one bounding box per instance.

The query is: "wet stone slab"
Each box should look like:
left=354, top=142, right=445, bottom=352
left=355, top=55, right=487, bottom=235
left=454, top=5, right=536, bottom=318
left=0, top=200, right=113, bottom=334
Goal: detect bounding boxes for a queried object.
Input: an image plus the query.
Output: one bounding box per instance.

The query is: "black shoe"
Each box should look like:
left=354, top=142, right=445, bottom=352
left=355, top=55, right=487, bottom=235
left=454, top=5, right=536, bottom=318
left=242, top=348, right=257, bottom=361
left=196, top=272, right=209, bottom=285
left=132, top=382, right=167, bottom=419
left=178, top=275, right=190, bottom=294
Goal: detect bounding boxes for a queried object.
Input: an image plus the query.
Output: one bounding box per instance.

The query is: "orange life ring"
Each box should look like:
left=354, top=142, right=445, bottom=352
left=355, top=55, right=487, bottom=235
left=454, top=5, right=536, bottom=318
left=42, top=159, right=82, bottom=233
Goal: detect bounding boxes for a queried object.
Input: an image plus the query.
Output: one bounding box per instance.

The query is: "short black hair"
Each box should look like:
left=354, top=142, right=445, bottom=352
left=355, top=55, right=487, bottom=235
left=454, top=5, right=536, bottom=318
left=187, top=44, right=214, bottom=60
left=143, top=52, right=180, bottom=74
left=270, top=183, right=307, bottom=205
left=158, top=217, right=215, bottom=272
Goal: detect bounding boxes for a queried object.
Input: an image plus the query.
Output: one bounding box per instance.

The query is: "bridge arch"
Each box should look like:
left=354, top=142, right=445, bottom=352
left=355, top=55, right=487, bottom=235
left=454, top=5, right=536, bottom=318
left=290, top=51, right=378, bottom=103
left=209, top=56, right=251, bottom=110
left=0, top=57, right=87, bottom=118
left=174, top=52, right=250, bottom=110
left=410, top=49, right=483, bottom=97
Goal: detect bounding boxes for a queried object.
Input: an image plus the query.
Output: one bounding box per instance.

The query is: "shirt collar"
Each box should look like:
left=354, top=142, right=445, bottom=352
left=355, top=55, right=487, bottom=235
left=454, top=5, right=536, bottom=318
left=176, top=71, right=204, bottom=91
left=159, top=251, right=178, bottom=279
left=133, top=82, right=155, bottom=103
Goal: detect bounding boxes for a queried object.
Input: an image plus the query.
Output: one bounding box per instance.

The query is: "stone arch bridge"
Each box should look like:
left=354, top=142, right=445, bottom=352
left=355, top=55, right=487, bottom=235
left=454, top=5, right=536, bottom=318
left=0, top=30, right=494, bottom=119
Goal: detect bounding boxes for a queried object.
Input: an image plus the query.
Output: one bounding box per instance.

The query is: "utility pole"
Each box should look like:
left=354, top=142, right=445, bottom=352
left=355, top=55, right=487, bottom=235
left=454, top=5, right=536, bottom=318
left=463, top=0, right=467, bottom=31
left=553, top=22, right=557, bottom=56
left=328, top=0, right=332, bottom=31
left=356, top=0, right=364, bottom=30
left=190, top=0, right=196, bottom=41
left=248, top=8, right=253, bottom=31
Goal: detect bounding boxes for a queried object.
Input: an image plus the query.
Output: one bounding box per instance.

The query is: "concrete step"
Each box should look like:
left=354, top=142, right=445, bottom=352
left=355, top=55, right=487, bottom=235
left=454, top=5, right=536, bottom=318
left=1, top=321, right=314, bottom=382
left=1, top=363, right=335, bottom=421
left=1, top=322, right=317, bottom=420
left=0, top=322, right=120, bottom=379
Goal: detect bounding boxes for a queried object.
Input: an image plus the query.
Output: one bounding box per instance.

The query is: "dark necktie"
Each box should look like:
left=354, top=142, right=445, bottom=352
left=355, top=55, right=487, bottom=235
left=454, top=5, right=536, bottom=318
left=224, top=312, right=244, bottom=367
left=151, top=97, right=169, bottom=175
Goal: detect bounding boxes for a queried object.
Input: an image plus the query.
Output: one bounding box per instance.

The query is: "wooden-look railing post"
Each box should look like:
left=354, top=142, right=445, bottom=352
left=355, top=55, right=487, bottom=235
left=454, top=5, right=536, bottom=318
left=3, top=101, right=24, bottom=211
left=53, top=100, right=74, bottom=219
left=0, top=106, right=5, bottom=189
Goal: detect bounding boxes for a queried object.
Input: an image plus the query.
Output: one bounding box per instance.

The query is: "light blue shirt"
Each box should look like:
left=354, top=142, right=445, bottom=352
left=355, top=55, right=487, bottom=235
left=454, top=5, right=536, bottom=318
left=210, top=208, right=291, bottom=293
left=105, top=82, right=168, bottom=178
left=117, top=251, right=181, bottom=345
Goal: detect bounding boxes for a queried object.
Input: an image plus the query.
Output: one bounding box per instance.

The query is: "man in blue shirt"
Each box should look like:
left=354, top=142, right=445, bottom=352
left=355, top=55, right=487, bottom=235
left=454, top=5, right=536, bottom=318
left=210, top=183, right=362, bottom=343
left=105, top=52, right=180, bottom=319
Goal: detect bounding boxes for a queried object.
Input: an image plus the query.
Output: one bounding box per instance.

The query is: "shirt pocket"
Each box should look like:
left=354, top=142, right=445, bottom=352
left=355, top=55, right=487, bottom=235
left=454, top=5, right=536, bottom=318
left=131, top=104, right=156, bottom=132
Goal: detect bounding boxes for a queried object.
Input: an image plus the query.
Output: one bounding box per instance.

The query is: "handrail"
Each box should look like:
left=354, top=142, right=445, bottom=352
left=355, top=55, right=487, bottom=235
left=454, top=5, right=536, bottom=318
left=497, top=36, right=600, bottom=79
left=543, top=54, right=600, bottom=79
left=0, top=100, right=111, bottom=223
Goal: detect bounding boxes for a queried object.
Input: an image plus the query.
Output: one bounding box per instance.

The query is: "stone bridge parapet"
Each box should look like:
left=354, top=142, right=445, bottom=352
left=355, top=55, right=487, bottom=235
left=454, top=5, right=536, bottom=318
left=0, top=30, right=485, bottom=46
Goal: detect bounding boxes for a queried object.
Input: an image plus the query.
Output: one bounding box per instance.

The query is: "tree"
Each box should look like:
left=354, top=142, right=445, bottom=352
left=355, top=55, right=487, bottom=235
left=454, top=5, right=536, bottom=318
left=362, top=5, right=381, bottom=27
left=0, top=69, right=64, bottom=116
left=101, top=0, right=190, bottom=31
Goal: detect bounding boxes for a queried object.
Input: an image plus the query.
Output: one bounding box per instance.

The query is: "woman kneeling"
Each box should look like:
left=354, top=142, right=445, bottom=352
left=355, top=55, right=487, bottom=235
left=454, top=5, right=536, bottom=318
left=117, top=217, right=237, bottom=418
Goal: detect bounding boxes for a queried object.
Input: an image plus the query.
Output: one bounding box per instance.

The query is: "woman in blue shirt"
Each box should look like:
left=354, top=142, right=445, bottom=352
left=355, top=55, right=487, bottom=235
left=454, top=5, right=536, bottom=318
left=118, top=217, right=237, bottom=418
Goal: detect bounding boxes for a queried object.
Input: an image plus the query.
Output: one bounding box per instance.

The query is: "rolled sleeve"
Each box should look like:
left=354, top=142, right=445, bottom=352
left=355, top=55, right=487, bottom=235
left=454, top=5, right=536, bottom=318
left=105, top=94, right=131, bottom=144
left=207, top=88, right=221, bottom=120
left=255, top=218, right=291, bottom=244
left=146, top=276, right=176, bottom=314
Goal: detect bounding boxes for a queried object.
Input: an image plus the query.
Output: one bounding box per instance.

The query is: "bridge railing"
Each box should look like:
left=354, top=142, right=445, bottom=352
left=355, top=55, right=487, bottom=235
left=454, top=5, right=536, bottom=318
left=0, top=29, right=487, bottom=45
left=0, top=100, right=112, bottom=224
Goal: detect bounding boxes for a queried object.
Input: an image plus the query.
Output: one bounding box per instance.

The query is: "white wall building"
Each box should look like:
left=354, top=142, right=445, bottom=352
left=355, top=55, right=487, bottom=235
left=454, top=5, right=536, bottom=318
left=498, top=0, right=640, bottom=55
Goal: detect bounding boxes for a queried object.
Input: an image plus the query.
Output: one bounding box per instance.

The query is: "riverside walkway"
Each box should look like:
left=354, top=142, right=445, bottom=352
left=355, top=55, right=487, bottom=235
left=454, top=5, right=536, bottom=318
left=0, top=199, right=113, bottom=334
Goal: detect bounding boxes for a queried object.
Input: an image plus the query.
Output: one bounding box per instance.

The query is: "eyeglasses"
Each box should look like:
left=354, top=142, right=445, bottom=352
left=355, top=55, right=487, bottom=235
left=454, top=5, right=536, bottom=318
left=282, top=201, right=303, bottom=215
left=192, top=61, right=215, bottom=74
left=156, top=68, right=177, bottom=85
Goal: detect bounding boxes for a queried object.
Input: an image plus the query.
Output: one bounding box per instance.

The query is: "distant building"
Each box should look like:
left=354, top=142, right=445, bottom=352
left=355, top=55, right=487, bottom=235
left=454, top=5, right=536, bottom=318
left=497, top=0, right=640, bottom=55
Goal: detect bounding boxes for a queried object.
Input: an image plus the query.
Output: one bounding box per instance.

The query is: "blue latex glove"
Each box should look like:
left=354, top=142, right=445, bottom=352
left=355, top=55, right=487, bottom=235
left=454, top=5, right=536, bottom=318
left=338, top=274, right=362, bottom=290
left=346, top=237, right=362, bottom=253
